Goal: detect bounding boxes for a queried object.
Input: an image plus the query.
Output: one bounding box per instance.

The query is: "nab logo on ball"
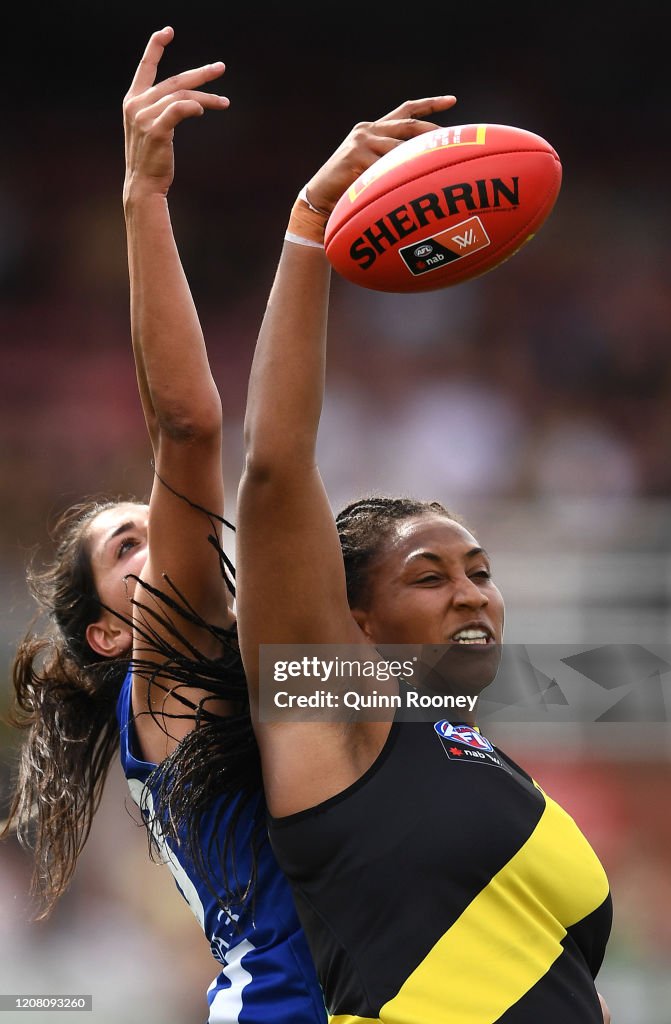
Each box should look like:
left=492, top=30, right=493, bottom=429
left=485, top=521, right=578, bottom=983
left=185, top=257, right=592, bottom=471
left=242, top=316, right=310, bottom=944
left=400, top=217, right=491, bottom=277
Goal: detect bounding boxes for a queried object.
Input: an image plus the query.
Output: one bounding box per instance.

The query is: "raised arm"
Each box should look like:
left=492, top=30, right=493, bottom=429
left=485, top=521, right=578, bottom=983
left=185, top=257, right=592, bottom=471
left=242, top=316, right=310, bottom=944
left=237, top=99, right=457, bottom=678
left=235, top=98, right=456, bottom=810
left=123, top=28, right=234, bottom=761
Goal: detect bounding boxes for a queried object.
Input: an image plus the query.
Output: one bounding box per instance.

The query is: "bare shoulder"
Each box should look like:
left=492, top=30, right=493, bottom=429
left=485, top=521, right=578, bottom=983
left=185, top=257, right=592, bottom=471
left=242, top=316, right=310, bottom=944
left=256, top=719, right=392, bottom=818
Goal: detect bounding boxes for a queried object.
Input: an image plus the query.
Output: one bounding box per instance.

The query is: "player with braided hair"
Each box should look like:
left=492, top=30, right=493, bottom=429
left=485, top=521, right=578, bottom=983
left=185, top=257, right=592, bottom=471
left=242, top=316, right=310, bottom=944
left=335, top=496, right=465, bottom=608
left=235, top=100, right=613, bottom=1022
left=2, top=27, right=325, bottom=1024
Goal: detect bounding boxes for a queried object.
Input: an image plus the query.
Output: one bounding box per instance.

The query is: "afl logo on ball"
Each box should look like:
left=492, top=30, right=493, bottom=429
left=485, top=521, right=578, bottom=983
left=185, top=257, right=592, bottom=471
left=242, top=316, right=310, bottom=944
left=434, top=721, right=494, bottom=752
left=399, top=217, right=491, bottom=278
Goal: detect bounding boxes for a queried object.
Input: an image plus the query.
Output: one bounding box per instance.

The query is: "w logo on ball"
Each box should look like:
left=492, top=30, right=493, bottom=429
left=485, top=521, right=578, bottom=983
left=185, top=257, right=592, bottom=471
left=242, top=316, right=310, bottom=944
left=452, top=228, right=477, bottom=249
left=446, top=217, right=490, bottom=253
left=400, top=216, right=491, bottom=277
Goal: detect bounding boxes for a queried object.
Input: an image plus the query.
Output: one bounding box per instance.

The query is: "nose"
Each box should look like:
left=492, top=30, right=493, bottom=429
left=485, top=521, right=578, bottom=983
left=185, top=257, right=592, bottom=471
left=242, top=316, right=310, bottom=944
left=452, top=574, right=488, bottom=609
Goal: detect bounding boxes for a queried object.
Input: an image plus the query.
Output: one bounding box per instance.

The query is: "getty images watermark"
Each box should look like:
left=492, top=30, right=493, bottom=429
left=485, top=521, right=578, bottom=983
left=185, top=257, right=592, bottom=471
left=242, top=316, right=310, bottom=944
left=272, top=651, right=478, bottom=714
left=258, top=643, right=671, bottom=723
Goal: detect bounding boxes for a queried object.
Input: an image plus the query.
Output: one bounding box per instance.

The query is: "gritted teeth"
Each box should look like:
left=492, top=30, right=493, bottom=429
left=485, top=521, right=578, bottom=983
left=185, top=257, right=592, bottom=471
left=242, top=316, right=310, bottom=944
left=451, top=628, right=490, bottom=644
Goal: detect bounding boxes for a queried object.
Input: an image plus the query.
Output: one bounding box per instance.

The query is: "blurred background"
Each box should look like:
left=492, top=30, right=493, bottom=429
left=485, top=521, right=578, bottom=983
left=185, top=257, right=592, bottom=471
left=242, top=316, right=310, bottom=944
left=1, top=2, right=670, bottom=1021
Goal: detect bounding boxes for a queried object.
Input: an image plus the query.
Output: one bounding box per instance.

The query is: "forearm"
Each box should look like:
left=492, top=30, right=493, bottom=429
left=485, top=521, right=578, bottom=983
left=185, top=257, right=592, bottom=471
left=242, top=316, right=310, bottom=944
left=124, top=191, right=222, bottom=450
left=243, top=234, right=331, bottom=474
left=242, top=93, right=461, bottom=476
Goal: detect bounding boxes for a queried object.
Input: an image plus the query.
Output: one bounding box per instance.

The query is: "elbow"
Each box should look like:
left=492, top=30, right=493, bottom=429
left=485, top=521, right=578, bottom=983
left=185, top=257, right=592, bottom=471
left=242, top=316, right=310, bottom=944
left=242, top=412, right=317, bottom=482
left=242, top=442, right=314, bottom=487
left=241, top=446, right=281, bottom=485
left=242, top=419, right=275, bottom=481
left=156, top=396, right=222, bottom=445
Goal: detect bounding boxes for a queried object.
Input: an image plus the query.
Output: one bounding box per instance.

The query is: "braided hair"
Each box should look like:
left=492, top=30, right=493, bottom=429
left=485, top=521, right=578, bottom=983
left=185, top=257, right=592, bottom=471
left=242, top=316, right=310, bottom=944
left=125, top=482, right=263, bottom=915
left=335, top=495, right=465, bottom=608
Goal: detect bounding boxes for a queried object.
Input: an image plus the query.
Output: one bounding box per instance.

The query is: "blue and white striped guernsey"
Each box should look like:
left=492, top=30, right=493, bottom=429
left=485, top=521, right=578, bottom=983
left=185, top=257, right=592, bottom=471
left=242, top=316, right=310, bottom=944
left=117, top=671, right=326, bottom=1024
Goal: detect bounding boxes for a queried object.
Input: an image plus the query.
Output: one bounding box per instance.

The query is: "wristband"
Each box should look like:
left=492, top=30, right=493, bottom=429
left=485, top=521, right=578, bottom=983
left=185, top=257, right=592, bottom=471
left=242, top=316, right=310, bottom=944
left=297, top=184, right=331, bottom=217
left=284, top=230, right=325, bottom=249
left=284, top=186, right=330, bottom=248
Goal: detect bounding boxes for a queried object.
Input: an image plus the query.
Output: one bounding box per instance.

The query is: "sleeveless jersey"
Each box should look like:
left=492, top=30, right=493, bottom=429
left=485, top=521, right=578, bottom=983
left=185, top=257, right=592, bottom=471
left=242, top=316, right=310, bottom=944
left=117, top=671, right=326, bottom=1024
left=268, top=715, right=612, bottom=1024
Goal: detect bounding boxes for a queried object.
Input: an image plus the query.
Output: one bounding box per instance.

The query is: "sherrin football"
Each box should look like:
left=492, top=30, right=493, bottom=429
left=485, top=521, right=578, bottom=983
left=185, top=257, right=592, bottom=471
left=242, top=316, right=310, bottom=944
left=324, top=123, right=562, bottom=292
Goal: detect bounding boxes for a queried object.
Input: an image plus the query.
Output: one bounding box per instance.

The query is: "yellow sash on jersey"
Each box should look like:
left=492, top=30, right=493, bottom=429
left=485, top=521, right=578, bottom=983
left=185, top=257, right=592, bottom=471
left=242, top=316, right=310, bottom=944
left=330, top=792, right=609, bottom=1024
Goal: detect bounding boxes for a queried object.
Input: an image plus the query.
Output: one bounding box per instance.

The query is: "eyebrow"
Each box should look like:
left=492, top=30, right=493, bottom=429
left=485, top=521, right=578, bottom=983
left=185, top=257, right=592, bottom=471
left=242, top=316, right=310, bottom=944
left=104, top=521, right=136, bottom=549
left=405, top=546, right=489, bottom=565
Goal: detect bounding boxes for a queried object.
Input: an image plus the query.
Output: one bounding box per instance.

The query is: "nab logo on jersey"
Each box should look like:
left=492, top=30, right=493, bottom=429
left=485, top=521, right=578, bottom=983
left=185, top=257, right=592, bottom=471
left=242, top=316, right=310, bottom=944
left=434, top=721, right=494, bottom=752
left=434, top=721, right=511, bottom=772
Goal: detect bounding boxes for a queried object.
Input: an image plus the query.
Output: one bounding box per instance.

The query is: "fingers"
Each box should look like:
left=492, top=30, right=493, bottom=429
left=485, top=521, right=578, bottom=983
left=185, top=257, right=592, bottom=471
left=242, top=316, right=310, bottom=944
left=126, top=26, right=226, bottom=107
left=123, top=30, right=230, bottom=198
left=140, top=61, right=227, bottom=106
left=362, top=117, right=446, bottom=151
left=350, top=96, right=458, bottom=160
left=139, top=90, right=230, bottom=134
left=369, top=95, right=458, bottom=147
left=127, top=26, right=174, bottom=98
left=126, top=61, right=227, bottom=114
left=348, top=104, right=458, bottom=165
left=303, top=94, right=458, bottom=214
left=380, top=94, right=457, bottom=122
left=347, top=94, right=458, bottom=159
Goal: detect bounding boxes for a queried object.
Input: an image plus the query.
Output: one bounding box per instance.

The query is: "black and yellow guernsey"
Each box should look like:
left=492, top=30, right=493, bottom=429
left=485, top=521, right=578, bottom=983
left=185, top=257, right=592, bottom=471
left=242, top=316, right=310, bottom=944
left=268, top=714, right=612, bottom=1024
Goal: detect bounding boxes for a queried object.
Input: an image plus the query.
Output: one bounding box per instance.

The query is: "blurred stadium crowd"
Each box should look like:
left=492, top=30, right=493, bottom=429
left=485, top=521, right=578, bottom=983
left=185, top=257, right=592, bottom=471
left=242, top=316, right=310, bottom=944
left=1, top=4, right=669, bottom=1022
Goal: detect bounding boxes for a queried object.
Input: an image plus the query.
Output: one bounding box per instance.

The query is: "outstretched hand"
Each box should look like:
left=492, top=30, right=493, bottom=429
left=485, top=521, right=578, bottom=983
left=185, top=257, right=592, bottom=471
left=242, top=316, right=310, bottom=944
left=123, top=26, right=229, bottom=202
left=304, top=95, right=458, bottom=216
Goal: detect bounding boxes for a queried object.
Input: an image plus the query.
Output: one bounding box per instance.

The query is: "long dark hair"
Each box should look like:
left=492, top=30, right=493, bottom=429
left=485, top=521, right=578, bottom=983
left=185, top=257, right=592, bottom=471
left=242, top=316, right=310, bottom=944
left=2, top=498, right=128, bottom=918
left=2, top=492, right=262, bottom=920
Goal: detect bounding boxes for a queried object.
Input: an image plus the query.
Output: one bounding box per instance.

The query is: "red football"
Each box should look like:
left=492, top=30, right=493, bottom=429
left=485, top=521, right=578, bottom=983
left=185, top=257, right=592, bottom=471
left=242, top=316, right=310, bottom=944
left=324, top=123, right=562, bottom=292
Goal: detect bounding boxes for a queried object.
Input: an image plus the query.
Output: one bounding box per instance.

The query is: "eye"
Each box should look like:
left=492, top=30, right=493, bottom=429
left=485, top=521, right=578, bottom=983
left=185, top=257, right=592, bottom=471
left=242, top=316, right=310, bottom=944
left=415, top=573, right=442, bottom=585
left=470, top=569, right=492, bottom=581
left=117, top=537, right=139, bottom=559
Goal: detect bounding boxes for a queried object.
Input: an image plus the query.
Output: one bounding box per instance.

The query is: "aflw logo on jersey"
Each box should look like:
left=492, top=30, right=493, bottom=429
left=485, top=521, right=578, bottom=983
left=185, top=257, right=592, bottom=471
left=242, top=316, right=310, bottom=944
left=434, top=721, right=494, bottom=751
left=434, top=721, right=511, bottom=772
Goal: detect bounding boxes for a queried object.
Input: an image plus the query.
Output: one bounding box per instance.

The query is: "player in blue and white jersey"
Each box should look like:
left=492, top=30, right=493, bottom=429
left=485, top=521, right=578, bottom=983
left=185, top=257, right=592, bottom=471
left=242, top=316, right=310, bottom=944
left=3, top=27, right=325, bottom=1024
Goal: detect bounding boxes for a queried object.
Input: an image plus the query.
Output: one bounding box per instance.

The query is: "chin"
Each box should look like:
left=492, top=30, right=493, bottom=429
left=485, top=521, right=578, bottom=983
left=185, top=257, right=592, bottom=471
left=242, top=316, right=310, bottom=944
left=413, top=643, right=502, bottom=696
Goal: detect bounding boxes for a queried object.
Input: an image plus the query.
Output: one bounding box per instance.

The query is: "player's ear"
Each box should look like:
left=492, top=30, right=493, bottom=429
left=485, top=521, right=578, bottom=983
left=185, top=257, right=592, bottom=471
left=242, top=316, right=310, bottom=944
left=86, top=613, right=131, bottom=659
left=351, top=607, right=374, bottom=641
